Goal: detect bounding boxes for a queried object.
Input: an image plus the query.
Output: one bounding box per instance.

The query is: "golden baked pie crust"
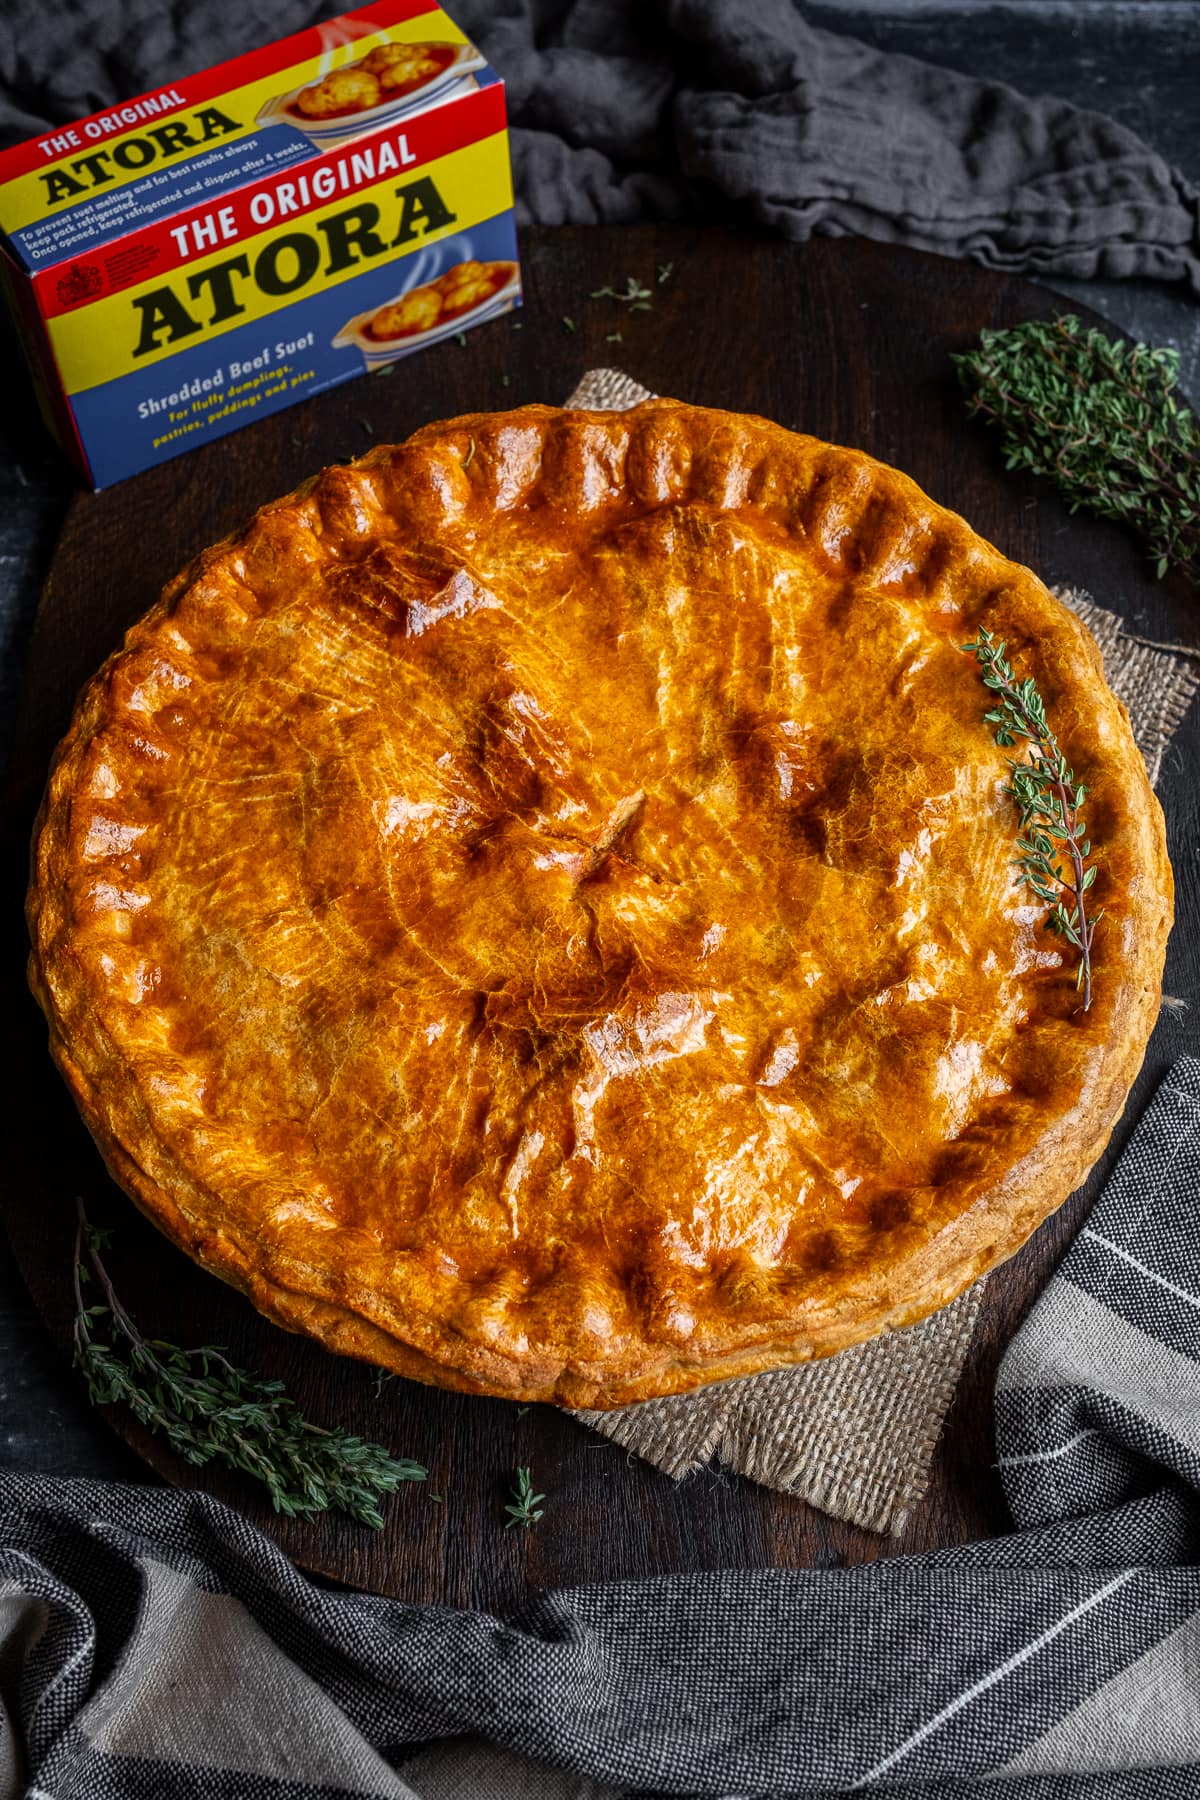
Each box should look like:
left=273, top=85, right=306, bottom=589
left=28, top=401, right=1172, bottom=1407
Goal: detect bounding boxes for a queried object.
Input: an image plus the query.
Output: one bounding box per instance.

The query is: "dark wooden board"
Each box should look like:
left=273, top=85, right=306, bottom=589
left=3, top=225, right=1197, bottom=1609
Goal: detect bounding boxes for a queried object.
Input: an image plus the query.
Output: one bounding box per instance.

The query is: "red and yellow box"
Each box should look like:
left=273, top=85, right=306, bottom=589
left=0, top=0, right=520, bottom=488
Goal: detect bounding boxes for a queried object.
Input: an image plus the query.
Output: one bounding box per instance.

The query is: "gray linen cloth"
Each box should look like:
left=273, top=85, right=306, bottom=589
left=0, top=0, right=1197, bottom=291
left=5, top=1057, right=1200, bottom=1798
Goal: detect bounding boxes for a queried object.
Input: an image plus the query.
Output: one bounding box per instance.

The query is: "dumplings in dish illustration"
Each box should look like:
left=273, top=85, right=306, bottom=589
left=294, top=43, right=454, bottom=117
left=335, top=260, right=520, bottom=365
left=368, top=261, right=513, bottom=339
left=257, top=38, right=486, bottom=145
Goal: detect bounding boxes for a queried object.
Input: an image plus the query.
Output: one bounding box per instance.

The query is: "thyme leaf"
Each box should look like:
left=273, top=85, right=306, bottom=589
left=953, top=316, right=1200, bottom=583
left=960, top=629, right=1102, bottom=1009
left=72, top=1199, right=425, bottom=1528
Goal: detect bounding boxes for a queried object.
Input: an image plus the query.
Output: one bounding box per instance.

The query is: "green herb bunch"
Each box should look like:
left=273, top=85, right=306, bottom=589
left=961, top=629, right=1101, bottom=1009
left=953, top=316, right=1200, bottom=582
left=73, top=1200, right=425, bottom=1528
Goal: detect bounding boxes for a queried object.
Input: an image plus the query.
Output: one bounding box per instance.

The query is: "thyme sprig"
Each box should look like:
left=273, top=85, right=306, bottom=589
left=961, top=629, right=1101, bottom=1009
left=504, top=1466, right=545, bottom=1530
left=72, top=1199, right=425, bottom=1528
left=953, top=316, right=1200, bottom=582
left=590, top=275, right=654, bottom=312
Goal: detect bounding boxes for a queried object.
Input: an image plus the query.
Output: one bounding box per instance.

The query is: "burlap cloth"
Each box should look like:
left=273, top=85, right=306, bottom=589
left=564, top=368, right=1199, bottom=1534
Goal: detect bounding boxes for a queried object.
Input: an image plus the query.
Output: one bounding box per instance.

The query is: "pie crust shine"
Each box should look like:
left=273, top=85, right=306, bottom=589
left=28, top=401, right=1172, bottom=1407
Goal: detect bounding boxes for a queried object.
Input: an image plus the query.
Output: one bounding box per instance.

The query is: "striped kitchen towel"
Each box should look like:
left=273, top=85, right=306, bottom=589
left=3, top=1057, right=1200, bottom=1799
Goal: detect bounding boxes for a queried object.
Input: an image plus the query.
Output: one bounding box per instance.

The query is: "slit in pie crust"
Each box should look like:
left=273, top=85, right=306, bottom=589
left=27, top=401, right=1172, bottom=1407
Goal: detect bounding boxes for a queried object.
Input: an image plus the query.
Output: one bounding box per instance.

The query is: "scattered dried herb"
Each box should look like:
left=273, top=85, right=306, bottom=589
left=656, top=262, right=674, bottom=286
left=961, top=628, right=1102, bottom=1010
left=562, top=315, right=577, bottom=333
left=504, top=1466, right=545, bottom=1530
left=953, top=316, right=1200, bottom=582
left=590, top=276, right=653, bottom=312
left=73, top=1200, right=425, bottom=1528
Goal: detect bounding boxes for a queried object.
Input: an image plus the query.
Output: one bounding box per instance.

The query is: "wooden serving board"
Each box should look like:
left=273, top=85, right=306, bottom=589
left=4, top=225, right=1197, bottom=1609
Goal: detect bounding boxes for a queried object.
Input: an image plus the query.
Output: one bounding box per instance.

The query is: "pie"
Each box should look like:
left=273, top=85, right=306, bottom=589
left=365, top=261, right=516, bottom=343
left=27, top=401, right=1172, bottom=1408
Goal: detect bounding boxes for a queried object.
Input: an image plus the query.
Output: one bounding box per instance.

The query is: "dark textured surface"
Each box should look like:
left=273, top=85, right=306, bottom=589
left=4, top=225, right=1197, bottom=1606
left=1, top=1, right=1198, bottom=1549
